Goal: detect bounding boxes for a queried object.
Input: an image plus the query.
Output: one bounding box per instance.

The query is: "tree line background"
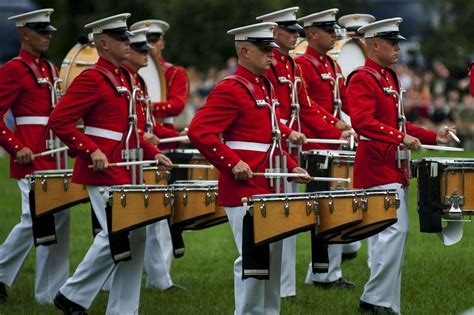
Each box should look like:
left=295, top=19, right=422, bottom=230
left=33, top=0, right=474, bottom=77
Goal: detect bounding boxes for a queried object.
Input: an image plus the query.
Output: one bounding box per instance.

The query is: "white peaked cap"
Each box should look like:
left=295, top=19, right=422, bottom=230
left=256, top=7, right=303, bottom=31
left=338, top=14, right=376, bottom=30
left=298, top=8, right=339, bottom=27
left=358, top=17, right=406, bottom=40
left=84, top=13, right=131, bottom=35
left=227, top=22, right=279, bottom=48
left=130, top=20, right=169, bottom=34
left=8, top=8, right=56, bottom=31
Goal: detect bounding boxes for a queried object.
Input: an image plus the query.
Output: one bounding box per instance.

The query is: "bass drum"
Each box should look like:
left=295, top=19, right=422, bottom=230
left=59, top=42, right=99, bottom=91
left=291, top=37, right=367, bottom=78
left=138, top=51, right=167, bottom=103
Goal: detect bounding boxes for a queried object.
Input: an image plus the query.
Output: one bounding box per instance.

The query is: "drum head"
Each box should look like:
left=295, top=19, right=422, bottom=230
left=138, top=52, right=166, bottom=102
left=335, top=39, right=366, bottom=78
left=60, top=43, right=99, bottom=91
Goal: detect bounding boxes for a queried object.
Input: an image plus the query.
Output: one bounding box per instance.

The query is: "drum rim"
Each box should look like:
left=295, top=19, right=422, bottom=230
left=31, top=169, right=74, bottom=176
left=315, top=189, right=397, bottom=198
left=109, top=184, right=170, bottom=191
left=301, top=150, right=356, bottom=157
left=250, top=192, right=317, bottom=201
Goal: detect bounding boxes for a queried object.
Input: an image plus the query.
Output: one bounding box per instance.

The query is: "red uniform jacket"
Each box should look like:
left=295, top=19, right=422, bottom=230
left=188, top=66, right=298, bottom=207
left=153, top=57, right=189, bottom=150
left=265, top=49, right=342, bottom=151
left=49, top=57, right=160, bottom=186
left=122, top=66, right=180, bottom=140
left=295, top=46, right=349, bottom=117
left=347, top=58, right=437, bottom=188
left=0, top=49, right=58, bottom=178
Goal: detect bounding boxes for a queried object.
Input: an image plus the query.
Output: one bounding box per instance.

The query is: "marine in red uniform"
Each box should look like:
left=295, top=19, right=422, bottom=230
left=131, top=20, right=189, bottom=150
left=347, top=18, right=455, bottom=314
left=296, top=9, right=352, bottom=129
left=121, top=27, right=180, bottom=292
left=0, top=8, right=70, bottom=305
left=188, top=22, right=308, bottom=315
left=49, top=14, right=171, bottom=315
left=257, top=6, right=355, bottom=298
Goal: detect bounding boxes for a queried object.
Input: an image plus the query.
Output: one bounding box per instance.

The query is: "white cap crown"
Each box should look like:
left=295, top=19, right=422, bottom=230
left=298, top=8, right=339, bottom=28
left=130, top=20, right=169, bottom=34
left=227, top=22, right=279, bottom=48
left=84, top=13, right=131, bottom=34
left=130, top=28, right=149, bottom=43
left=8, top=8, right=55, bottom=28
left=358, top=17, right=405, bottom=40
left=338, top=14, right=376, bottom=31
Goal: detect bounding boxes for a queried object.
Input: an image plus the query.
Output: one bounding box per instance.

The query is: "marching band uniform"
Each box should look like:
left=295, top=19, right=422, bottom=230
left=257, top=6, right=344, bottom=298
left=122, top=27, right=177, bottom=291
left=347, top=18, right=440, bottom=314
left=131, top=20, right=189, bottom=150
left=130, top=19, right=184, bottom=291
left=0, top=9, right=70, bottom=304
left=296, top=9, right=356, bottom=290
left=188, top=22, right=307, bottom=315
left=50, top=14, right=162, bottom=315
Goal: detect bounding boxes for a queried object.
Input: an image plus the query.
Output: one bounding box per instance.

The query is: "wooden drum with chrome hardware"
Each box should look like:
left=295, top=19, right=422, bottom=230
left=165, top=149, right=219, bottom=181
left=108, top=185, right=173, bottom=234
left=29, top=169, right=89, bottom=217
left=249, top=193, right=317, bottom=245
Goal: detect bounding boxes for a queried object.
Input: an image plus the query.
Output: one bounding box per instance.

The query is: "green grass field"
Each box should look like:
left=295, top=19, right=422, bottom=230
left=0, top=151, right=473, bottom=315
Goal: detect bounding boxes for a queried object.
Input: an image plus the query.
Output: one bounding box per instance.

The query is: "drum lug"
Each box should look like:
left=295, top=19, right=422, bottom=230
left=444, top=190, right=465, bottom=216
left=352, top=197, right=359, bottom=213
left=144, top=188, right=149, bottom=208
left=165, top=190, right=174, bottom=207
left=214, top=192, right=219, bottom=204
left=384, top=194, right=400, bottom=211
left=120, top=189, right=127, bottom=208
left=41, top=177, right=47, bottom=192
left=306, top=197, right=315, bottom=216
left=206, top=191, right=212, bottom=206
left=260, top=198, right=266, bottom=218
left=183, top=189, right=188, bottom=206
left=62, top=174, right=69, bottom=191
left=360, top=196, right=368, bottom=211
left=284, top=197, right=290, bottom=217
left=329, top=196, right=334, bottom=214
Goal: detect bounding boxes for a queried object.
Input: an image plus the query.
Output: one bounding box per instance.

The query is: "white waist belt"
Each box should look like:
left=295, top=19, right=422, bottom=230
left=15, top=116, right=49, bottom=126
left=163, top=117, right=174, bottom=124
left=280, top=118, right=288, bottom=124
left=226, top=141, right=270, bottom=152
left=359, top=135, right=372, bottom=141
left=84, top=126, right=123, bottom=141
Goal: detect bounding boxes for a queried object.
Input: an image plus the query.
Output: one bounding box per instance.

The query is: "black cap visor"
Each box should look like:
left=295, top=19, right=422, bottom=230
left=376, top=31, right=406, bottom=41
left=26, top=22, right=57, bottom=32
left=244, top=37, right=279, bottom=49
left=311, top=21, right=341, bottom=32
left=103, top=27, right=133, bottom=40
left=131, top=42, right=153, bottom=52
left=277, top=21, right=303, bottom=32
left=146, top=33, right=162, bottom=43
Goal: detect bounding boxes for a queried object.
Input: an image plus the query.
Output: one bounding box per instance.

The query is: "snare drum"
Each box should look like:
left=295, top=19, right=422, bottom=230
left=171, top=181, right=217, bottom=226
left=143, top=166, right=170, bottom=185
left=339, top=189, right=399, bottom=241
left=108, top=185, right=173, bottom=234
left=314, top=190, right=363, bottom=238
left=301, top=150, right=355, bottom=191
left=250, top=193, right=317, bottom=245
left=186, top=191, right=228, bottom=230
left=165, top=149, right=219, bottom=180
left=29, top=169, right=89, bottom=217
left=412, top=158, right=474, bottom=214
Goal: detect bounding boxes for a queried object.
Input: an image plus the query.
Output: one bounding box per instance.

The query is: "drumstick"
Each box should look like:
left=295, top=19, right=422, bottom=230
left=159, top=135, right=189, bottom=144
left=448, top=130, right=460, bottom=144
left=419, top=144, right=464, bottom=152
left=88, top=160, right=159, bottom=168
left=14, top=146, right=68, bottom=163
left=349, top=134, right=355, bottom=150
left=306, top=138, right=349, bottom=145
left=171, top=164, right=214, bottom=169
left=253, top=172, right=351, bottom=183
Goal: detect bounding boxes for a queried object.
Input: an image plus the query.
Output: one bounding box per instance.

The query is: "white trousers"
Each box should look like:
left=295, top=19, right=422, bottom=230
left=60, top=186, right=146, bottom=315
left=342, top=241, right=361, bottom=254
left=225, top=206, right=282, bottom=315
left=279, top=181, right=298, bottom=298
left=361, top=183, right=408, bottom=314
left=0, top=179, right=69, bottom=304
left=305, top=244, right=343, bottom=283
left=144, top=219, right=174, bottom=290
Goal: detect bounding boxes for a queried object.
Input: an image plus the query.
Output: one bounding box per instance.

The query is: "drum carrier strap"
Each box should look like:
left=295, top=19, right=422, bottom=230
left=346, top=65, right=400, bottom=91
left=301, top=53, right=343, bottom=81
left=85, top=65, right=126, bottom=93
left=13, top=56, right=59, bottom=83
left=225, top=74, right=279, bottom=108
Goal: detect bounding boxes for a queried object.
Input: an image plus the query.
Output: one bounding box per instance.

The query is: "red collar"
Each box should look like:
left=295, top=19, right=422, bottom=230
left=306, top=46, right=327, bottom=62
left=365, top=58, right=393, bottom=76
left=235, top=65, right=265, bottom=86
left=97, top=57, right=122, bottom=76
